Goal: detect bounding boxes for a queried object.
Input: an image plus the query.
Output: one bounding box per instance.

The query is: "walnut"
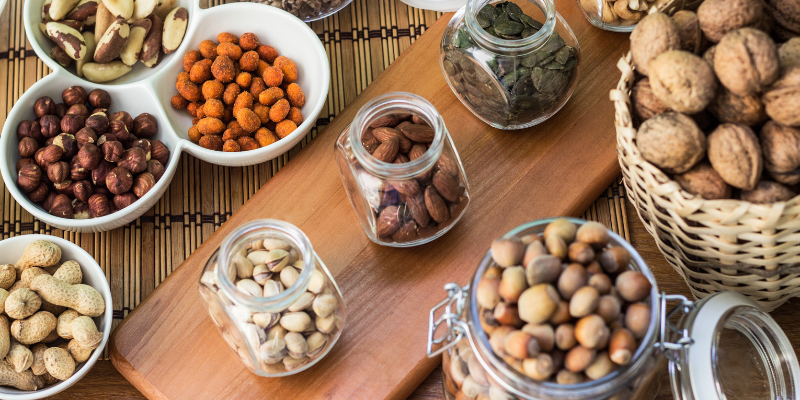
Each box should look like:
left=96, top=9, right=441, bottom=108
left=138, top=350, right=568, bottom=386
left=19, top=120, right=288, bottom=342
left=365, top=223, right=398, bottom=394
left=740, top=181, right=797, bottom=203
left=714, top=28, right=780, bottom=97
left=763, top=66, right=800, bottom=127
left=630, top=12, right=681, bottom=76
left=707, top=86, right=767, bottom=126
left=703, top=45, right=716, bottom=67
left=649, top=51, right=717, bottom=114
left=675, top=163, right=732, bottom=200
left=672, top=11, right=704, bottom=54
left=779, top=38, right=800, bottom=72
left=631, top=78, right=671, bottom=121
left=766, top=0, right=800, bottom=40
left=697, top=0, right=763, bottom=42
left=636, top=112, right=706, bottom=174
left=760, top=121, right=800, bottom=176
left=707, top=123, right=763, bottom=190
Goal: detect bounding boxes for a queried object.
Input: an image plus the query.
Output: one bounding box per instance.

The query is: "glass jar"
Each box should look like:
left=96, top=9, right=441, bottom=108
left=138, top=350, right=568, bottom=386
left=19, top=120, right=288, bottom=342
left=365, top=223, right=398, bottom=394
left=574, top=0, right=702, bottom=33
left=198, top=219, right=346, bottom=377
left=440, top=0, right=581, bottom=130
left=427, top=218, right=800, bottom=400
left=334, top=92, right=470, bottom=247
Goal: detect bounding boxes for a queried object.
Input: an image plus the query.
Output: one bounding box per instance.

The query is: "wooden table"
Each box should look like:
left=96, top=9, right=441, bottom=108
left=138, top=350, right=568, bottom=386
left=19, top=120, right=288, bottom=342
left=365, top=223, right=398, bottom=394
left=51, top=204, right=800, bottom=399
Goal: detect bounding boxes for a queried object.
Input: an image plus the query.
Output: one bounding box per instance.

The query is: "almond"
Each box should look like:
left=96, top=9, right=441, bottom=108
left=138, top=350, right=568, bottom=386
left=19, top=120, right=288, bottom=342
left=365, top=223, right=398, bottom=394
left=404, top=193, right=430, bottom=228
left=425, top=186, right=449, bottom=223
left=376, top=205, right=401, bottom=237
left=369, top=115, right=399, bottom=128
left=400, top=123, right=435, bottom=143
left=373, top=127, right=412, bottom=153
left=371, top=136, right=399, bottom=163
left=389, top=178, right=419, bottom=197
left=432, top=171, right=461, bottom=202
left=409, top=144, right=427, bottom=161
left=437, top=153, right=460, bottom=179
left=391, top=221, right=418, bottom=242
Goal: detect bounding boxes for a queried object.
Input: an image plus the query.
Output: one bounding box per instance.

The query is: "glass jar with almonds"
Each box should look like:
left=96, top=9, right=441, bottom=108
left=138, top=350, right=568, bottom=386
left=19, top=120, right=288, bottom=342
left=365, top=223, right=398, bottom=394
left=334, top=92, right=470, bottom=247
left=197, top=219, right=346, bottom=377
left=440, top=0, right=580, bottom=129
left=427, top=218, right=800, bottom=400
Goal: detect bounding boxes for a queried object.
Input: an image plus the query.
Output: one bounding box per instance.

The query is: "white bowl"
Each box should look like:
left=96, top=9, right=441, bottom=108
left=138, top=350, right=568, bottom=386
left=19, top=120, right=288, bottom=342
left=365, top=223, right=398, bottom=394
left=0, top=235, right=113, bottom=399
left=4, top=2, right=331, bottom=231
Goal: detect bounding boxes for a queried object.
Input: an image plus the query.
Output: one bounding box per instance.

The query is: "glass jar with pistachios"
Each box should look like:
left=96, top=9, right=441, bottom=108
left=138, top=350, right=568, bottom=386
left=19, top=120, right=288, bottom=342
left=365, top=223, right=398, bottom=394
left=440, top=0, right=580, bottom=130
left=334, top=92, right=470, bottom=247
left=198, top=219, right=346, bottom=377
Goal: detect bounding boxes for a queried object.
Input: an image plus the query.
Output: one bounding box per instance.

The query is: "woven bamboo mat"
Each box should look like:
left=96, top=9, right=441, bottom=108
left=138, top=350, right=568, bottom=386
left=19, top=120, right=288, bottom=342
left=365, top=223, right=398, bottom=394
left=0, top=0, right=628, bottom=360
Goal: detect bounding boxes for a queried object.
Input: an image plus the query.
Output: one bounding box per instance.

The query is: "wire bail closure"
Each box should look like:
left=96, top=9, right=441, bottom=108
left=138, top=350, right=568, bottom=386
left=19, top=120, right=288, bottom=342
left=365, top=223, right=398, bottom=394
left=655, top=292, right=695, bottom=364
left=427, top=283, right=470, bottom=358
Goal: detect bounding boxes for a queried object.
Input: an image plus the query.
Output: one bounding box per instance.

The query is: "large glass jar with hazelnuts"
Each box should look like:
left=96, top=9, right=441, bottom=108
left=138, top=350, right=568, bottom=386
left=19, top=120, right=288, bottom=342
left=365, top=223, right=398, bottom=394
left=334, top=92, right=470, bottom=247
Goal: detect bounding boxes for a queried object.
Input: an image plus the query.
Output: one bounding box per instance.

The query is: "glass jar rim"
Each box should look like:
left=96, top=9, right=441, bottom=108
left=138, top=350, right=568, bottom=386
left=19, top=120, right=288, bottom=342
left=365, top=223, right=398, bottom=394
left=465, top=0, right=557, bottom=54
left=215, top=219, right=314, bottom=311
left=350, top=92, right=446, bottom=180
left=467, top=217, right=661, bottom=399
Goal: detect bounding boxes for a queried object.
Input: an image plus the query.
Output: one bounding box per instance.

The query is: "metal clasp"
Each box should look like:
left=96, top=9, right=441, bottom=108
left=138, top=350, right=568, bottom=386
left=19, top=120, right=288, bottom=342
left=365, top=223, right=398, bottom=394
left=655, top=293, right=696, bottom=364
left=427, top=283, right=470, bottom=358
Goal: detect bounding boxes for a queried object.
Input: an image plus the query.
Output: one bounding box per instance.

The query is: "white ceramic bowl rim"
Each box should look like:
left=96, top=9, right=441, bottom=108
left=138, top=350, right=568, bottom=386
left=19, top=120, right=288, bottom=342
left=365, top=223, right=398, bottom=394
left=5, top=1, right=331, bottom=231
left=0, top=235, right=113, bottom=399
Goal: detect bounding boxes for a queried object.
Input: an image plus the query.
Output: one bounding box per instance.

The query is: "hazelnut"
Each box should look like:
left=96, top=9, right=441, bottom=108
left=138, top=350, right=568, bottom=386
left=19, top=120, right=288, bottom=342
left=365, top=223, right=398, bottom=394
left=131, top=139, right=152, bottom=160
left=649, top=50, right=717, bottom=114
left=16, top=120, right=33, bottom=140
left=491, top=237, right=525, bottom=267
left=102, top=140, right=124, bottom=163
left=53, top=179, right=74, bottom=196
left=697, top=0, right=763, bottom=42
left=518, top=284, right=560, bottom=324
left=707, top=123, right=763, bottom=190
left=88, top=89, right=111, bottom=109
left=150, top=140, right=170, bottom=166
left=714, top=28, right=780, bottom=97
left=132, top=172, right=156, bottom=198
left=17, top=163, right=42, bottom=192
left=42, top=192, right=58, bottom=212
left=636, top=112, right=706, bottom=174
left=558, top=263, right=587, bottom=300
left=85, top=114, right=110, bottom=133
left=35, top=148, right=51, bottom=169
left=109, top=120, right=130, bottom=142
left=66, top=104, right=90, bottom=118
left=72, top=180, right=94, bottom=202
left=630, top=12, right=681, bottom=76
left=34, top=96, right=54, bottom=118
left=53, top=133, right=77, bottom=158
left=109, top=111, right=133, bottom=132
left=70, top=157, right=90, bottom=181
left=113, top=193, right=138, bottom=210
left=88, top=194, right=112, bottom=218
left=16, top=158, right=35, bottom=173
left=96, top=133, right=118, bottom=147
left=72, top=200, right=90, bottom=219
left=615, top=271, right=652, bottom=302
left=75, top=128, right=97, bottom=148
left=118, top=147, right=148, bottom=174
left=47, top=161, right=69, bottom=183
left=106, top=167, right=134, bottom=195
left=675, top=163, right=732, bottom=200
left=631, top=78, right=671, bottom=121
left=39, top=115, right=60, bottom=138
left=147, top=160, right=166, bottom=182
left=60, top=114, right=85, bottom=135
left=78, top=143, right=102, bottom=170
left=707, top=86, right=767, bottom=126
left=91, top=161, right=113, bottom=187
left=62, top=86, right=87, bottom=106
left=763, top=66, right=800, bottom=127
left=625, top=303, right=651, bottom=338
left=740, top=181, right=797, bottom=203
left=28, top=182, right=49, bottom=203
left=18, top=137, right=39, bottom=158
left=133, top=114, right=158, bottom=138
left=40, top=145, right=64, bottom=164
left=49, top=194, right=74, bottom=219
left=94, top=185, right=111, bottom=198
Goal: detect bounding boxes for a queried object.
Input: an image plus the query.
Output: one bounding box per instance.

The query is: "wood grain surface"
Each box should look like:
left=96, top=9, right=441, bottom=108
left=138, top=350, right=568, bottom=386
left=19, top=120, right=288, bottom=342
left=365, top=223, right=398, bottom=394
left=108, top=3, right=631, bottom=399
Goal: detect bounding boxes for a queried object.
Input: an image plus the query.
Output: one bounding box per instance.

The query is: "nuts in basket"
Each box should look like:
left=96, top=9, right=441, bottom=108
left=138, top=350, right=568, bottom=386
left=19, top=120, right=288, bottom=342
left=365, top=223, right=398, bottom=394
left=170, top=32, right=306, bottom=152
left=628, top=8, right=800, bottom=203
left=39, top=0, right=188, bottom=82
left=15, top=86, right=171, bottom=219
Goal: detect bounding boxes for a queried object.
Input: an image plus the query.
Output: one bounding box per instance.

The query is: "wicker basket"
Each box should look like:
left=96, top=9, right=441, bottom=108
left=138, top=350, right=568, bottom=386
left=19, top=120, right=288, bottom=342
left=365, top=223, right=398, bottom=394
left=612, top=51, right=800, bottom=312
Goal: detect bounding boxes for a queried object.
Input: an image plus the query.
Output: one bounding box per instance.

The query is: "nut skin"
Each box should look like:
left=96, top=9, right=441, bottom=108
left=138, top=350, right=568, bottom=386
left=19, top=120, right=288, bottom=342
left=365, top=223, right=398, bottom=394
left=636, top=112, right=706, bottom=174
left=131, top=139, right=151, bottom=160
left=18, top=137, right=39, bottom=158
left=118, top=147, right=147, bottom=174
left=109, top=120, right=130, bottom=142
left=132, top=172, right=155, bottom=198
left=87, top=194, right=111, bottom=218
left=85, top=113, right=110, bottom=133
left=34, top=96, right=54, bottom=118
left=91, top=161, right=113, bottom=187
left=39, top=116, right=60, bottom=138
left=77, top=143, right=101, bottom=169
left=88, top=89, right=111, bottom=108
left=707, top=123, right=763, bottom=190
left=109, top=111, right=133, bottom=131
left=146, top=160, right=165, bottom=181
left=40, top=145, right=64, bottom=164
left=106, top=167, right=133, bottom=195
left=53, top=179, right=75, bottom=196
left=75, top=127, right=97, bottom=148
left=28, top=182, right=50, bottom=203
left=47, top=161, right=69, bottom=184
left=62, top=86, right=87, bottom=106
left=150, top=140, right=169, bottom=166
left=60, top=114, right=85, bottom=135
left=49, top=194, right=74, bottom=219
left=53, top=133, right=78, bottom=159
left=66, top=104, right=90, bottom=118
left=113, top=192, right=138, bottom=210
left=72, top=180, right=94, bottom=202
left=101, top=140, right=124, bottom=163
left=70, top=157, right=90, bottom=181
left=132, top=113, right=158, bottom=137
left=17, top=164, right=43, bottom=193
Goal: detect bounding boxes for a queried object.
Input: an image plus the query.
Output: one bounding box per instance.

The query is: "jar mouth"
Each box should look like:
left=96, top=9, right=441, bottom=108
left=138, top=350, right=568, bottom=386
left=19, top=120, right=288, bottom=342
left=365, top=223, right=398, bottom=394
left=465, top=0, right=557, bottom=54
left=467, top=217, right=661, bottom=398
left=215, top=219, right=314, bottom=311
left=350, top=92, right=446, bottom=180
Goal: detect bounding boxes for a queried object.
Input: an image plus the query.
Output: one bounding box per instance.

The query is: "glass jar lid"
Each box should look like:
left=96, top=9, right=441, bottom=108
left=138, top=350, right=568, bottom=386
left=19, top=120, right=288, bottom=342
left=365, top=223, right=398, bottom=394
left=668, top=291, right=800, bottom=400
left=398, top=0, right=467, bottom=11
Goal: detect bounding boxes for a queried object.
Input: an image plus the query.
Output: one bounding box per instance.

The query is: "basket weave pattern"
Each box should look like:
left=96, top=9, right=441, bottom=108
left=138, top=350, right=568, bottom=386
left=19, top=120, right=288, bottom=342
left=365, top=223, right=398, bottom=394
left=612, top=53, right=800, bottom=312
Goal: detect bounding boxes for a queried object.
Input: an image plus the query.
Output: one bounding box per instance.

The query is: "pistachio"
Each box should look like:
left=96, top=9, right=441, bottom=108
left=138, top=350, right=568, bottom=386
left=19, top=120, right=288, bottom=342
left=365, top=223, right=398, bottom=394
left=235, top=279, right=262, bottom=297
left=262, top=280, right=283, bottom=298
left=249, top=249, right=289, bottom=272
left=288, top=292, right=315, bottom=312
left=253, top=265, right=272, bottom=285
left=491, top=238, right=525, bottom=267
left=569, top=286, right=599, bottom=318
left=498, top=266, right=527, bottom=303
left=316, top=314, right=338, bottom=334
left=268, top=324, right=286, bottom=341
left=615, top=271, right=652, bottom=302
left=243, top=323, right=266, bottom=348
left=253, top=312, right=279, bottom=329
left=308, top=268, right=326, bottom=294
left=312, top=294, right=338, bottom=318
left=283, top=356, right=308, bottom=371
left=518, top=284, right=559, bottom=324
left=233, top=254, right=254, bottom=279
left=306, top=332, right=328, bottom=358
left=280, top=266, right=300, bottom=288
left=280, top=312, right=311, bottom=332
left=200, top=271, right=216, bottom=287
left=259, top=337, right=286, bottom=362
left=284, top=332, right=308, bottom=358
left=477, top=277, right=502, bottom=309
left=462, top=375, right=488, bottom=397
left=555, top=323, right=577, bottom=351
left=263, top=238, right=291, bottom=251
left=525, top=254, right=561, bottom=286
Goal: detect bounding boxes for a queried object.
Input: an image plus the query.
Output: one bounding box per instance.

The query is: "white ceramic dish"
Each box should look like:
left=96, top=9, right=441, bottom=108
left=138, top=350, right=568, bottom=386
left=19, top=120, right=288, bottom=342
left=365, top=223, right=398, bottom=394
left=4, top=1, right=331, bottom=232
left=398, top=0, right=466, bottom=12
left=0, top=234, right=113, bottom=399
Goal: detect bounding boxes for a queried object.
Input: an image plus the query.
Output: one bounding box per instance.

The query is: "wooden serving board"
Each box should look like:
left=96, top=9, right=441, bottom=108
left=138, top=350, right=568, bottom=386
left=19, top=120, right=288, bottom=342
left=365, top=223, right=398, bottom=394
left=109, top=5, right=629, bottom=399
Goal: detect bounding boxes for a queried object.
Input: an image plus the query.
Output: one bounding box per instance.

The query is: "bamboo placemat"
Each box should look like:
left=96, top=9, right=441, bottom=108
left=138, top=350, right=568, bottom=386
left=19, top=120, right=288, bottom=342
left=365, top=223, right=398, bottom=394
left=0, top=0, right=628, bottom=360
